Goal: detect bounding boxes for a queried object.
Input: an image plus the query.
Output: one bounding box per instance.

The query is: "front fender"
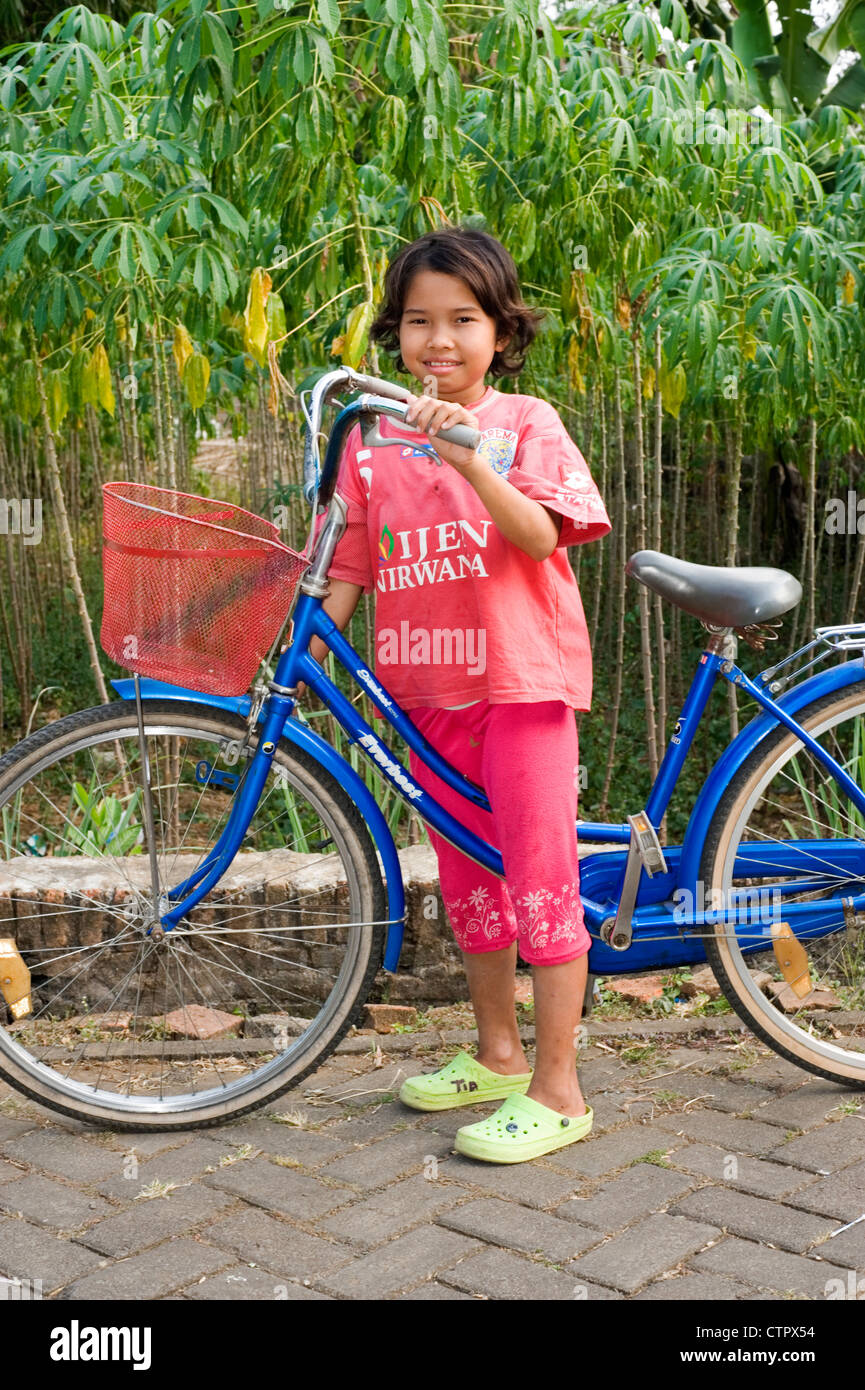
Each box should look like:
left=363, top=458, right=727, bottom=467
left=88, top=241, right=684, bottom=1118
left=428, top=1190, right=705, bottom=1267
left=110, top=678, right=405, bottom=971
left=678, top=657, right=865, bottom=890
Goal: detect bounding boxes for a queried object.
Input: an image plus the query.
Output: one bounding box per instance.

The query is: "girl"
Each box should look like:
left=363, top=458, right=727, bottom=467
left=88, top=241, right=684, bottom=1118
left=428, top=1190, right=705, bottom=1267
left=309, top=225, right=611, bottom=1163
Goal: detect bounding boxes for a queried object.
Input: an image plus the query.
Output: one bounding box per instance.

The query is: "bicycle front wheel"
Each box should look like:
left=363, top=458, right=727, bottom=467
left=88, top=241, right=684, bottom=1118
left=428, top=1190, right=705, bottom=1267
left=0, top=700, right=387, bottom=1129
left=700, top=683, right=865, bottom=1086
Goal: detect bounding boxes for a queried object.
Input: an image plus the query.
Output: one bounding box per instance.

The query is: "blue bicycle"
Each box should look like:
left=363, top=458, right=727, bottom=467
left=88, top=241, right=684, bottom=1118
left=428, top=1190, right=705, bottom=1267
left=1, top=364, right=864, bottom=1130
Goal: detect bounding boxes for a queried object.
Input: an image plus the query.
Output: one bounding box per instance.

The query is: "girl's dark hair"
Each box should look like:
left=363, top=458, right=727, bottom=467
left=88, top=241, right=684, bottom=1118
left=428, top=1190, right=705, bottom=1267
left=369, top=225, right=547, bottom=380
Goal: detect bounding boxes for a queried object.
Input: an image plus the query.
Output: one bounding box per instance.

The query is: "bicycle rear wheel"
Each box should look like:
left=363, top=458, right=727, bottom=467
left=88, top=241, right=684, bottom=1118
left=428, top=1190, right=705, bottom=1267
left=0, top=700, right=387, bottom=1129
left=700, top=684, right=865, bottom=1086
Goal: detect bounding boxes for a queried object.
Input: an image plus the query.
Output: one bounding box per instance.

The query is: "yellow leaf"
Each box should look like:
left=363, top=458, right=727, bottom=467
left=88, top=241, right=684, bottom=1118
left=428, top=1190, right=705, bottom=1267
left=173, top=323, right=194, bottom=380
left=342, top=301, right=374, bottom=369
left=47, top=369, right=69, bottom=432
left=560, top=272, right=579, bottom=321
left=841, top=269, right=855, bottom=305
left=330, top=333, right=345, bottom=357
left=243, top=267, right=272, bottom=368
left=615, top=294, right=631, bottom=330
left=265, top=291, right=287, bottom=347
left=659, top=362, right=687, bottom=419
left=373, top=248, right=387, bottom=300
left=116, top=313, right=128, bottom=345
left=184, top=352, right=210, bottom=410
left=642, top=365, right=655, bottom=399
left=85, top=344, right=115, bottom=417
left=567, top=336, right=585, bottom=394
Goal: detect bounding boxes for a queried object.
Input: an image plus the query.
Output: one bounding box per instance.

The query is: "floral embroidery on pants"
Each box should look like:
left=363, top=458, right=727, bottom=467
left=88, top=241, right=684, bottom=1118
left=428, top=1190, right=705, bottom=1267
left=515, top=883, right=585, bottom=956
left=446, top=884, right=515, bottom=949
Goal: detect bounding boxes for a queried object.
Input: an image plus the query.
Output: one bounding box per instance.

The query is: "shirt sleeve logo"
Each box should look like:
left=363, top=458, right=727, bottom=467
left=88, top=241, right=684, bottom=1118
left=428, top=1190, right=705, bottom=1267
left=559, top=467, right=595, bottom=494
left=479, top=428, right=518, bottom=476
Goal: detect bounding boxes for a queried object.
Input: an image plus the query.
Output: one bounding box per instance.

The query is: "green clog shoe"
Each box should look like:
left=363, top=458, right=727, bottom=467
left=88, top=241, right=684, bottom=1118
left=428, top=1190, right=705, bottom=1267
left=398, top=1050, right=532, bottom=1112
left=454, top=1092, right=593, bottom=1163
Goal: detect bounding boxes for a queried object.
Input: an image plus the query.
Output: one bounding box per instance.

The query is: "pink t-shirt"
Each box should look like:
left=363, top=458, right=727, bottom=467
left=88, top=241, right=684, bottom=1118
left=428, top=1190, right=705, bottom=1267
left=323, top=384, right=612, bottom=711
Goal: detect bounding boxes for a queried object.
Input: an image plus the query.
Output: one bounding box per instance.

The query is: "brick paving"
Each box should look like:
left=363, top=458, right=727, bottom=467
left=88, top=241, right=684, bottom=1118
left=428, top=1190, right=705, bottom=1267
left=0, top=1027, right=863, bottom=1301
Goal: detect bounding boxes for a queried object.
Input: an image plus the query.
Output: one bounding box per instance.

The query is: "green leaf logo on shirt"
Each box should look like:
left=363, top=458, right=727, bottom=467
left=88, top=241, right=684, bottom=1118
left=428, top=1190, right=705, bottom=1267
left=378, top=524, right=395, bottom=563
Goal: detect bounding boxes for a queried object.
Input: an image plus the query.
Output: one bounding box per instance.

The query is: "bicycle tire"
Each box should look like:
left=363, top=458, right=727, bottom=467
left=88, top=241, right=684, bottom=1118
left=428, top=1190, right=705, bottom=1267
left=699, top=683, right=865, bottom=1087
left=0, top=700, right=387, bottom=1130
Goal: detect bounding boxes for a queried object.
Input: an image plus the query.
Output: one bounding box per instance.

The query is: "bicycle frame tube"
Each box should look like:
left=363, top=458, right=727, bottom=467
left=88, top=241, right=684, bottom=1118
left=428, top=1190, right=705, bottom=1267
left=721, top=660, right=865, bottom=820
left=277, top=593, right=506, bottom=875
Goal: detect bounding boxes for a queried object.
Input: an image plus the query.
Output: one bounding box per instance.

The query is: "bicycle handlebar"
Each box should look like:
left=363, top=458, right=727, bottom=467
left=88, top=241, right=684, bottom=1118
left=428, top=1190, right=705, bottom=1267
left=301, top=366, right=482, bottom=507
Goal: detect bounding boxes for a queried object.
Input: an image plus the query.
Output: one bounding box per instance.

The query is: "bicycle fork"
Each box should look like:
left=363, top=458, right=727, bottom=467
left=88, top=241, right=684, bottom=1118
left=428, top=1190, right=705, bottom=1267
left=138, top=689, right=296, bottom=935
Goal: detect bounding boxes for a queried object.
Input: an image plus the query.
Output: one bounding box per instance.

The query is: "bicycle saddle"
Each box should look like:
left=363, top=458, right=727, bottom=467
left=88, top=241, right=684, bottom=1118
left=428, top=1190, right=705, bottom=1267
left=626, top=550, right=802, bottom=627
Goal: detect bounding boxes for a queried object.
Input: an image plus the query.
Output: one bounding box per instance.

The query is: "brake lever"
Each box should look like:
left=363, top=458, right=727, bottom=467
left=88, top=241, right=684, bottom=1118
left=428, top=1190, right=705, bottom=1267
left=357, top=392, right=480, bottom=462
left=359, top=414, right=443, bottom=464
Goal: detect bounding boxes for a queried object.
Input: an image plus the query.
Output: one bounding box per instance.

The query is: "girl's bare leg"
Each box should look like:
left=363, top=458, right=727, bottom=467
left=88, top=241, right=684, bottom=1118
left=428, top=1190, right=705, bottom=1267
left=525, top=955, right=589, bottom=1116
left=462, top=944, right=530, bottom=1074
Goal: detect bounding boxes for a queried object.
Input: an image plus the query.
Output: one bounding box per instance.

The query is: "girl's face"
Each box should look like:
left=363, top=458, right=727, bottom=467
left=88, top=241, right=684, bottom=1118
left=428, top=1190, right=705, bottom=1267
left=398, top=269, right=509, bottom=407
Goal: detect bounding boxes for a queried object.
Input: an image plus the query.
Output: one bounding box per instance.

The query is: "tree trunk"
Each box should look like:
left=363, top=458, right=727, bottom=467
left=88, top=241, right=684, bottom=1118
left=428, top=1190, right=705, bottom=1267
left=150, top=323, right=168, bottom=489
left=632, top=332, right=659, bottom=781
left=724, top=396, right=743, bottom=739
left=600, top=360, right=628, bottom=816
left=589, top=380, right=608, bottom=652
left=32, top=337, right=110, bottom=705
left=652, top=320, right=667, bottom=837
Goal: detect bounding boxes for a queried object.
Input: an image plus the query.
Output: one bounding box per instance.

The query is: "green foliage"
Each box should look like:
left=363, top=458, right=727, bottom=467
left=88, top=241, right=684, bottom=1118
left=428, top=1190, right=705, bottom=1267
left=62, top=777, right=143, bottom=856
left=0, top=0, right=863, bottom=850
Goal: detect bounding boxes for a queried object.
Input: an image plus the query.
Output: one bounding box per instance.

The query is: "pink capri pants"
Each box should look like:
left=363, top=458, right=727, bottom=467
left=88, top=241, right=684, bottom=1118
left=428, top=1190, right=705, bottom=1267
left=407, top=699, right=591, bottom=966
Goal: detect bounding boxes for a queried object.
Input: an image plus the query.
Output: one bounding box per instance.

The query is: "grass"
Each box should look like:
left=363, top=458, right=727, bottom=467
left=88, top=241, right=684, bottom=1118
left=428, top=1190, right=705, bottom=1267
left=269, top=1108, right=322, bottom=1129
left=619, top=1043, right=659, bottom=1066
left=135, top=1178, right=177, bottom=1199
left=630, top=1150, right=672, bottom=1168
left=390, top=1011, right=432, bottom=1034
left=217, top=1143, right=256, bottom=1166
left=590, top=968, right=735, bottom=1022
left=721, top=1043, right=763, bottom=1073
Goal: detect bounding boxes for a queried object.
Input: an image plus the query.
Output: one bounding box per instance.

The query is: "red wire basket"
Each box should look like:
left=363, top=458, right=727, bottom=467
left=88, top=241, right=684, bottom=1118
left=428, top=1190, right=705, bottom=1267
left=100, top=482, right=308, bottom=696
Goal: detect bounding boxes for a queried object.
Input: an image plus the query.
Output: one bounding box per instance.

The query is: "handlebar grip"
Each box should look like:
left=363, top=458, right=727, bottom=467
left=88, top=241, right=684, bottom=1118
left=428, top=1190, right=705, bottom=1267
left=349, top=371, right=414, bottom=403
left=434, top=419, right=481, bottom=451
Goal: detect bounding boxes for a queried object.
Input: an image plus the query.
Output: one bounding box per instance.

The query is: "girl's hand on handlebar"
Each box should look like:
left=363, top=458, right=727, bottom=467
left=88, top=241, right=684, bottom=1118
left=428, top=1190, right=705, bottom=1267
left=404, top=392, right=482, bottom=475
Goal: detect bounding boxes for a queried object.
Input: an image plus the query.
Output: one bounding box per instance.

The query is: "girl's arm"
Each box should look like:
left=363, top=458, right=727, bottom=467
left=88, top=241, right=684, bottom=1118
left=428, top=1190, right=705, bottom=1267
left=461, top=457, right=562, bottom=562
left=296, top=578, right=364, bottom=696
left=403, top=395, right=563, bottom=561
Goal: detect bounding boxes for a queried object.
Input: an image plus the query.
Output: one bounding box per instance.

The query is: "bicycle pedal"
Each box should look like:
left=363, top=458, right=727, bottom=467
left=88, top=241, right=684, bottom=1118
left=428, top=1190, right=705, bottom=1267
left=0, top=939, right=31, bottom=1020
left=770, top=921, right=813, bottom=999
left=626, top=812, right=667, bottom=877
